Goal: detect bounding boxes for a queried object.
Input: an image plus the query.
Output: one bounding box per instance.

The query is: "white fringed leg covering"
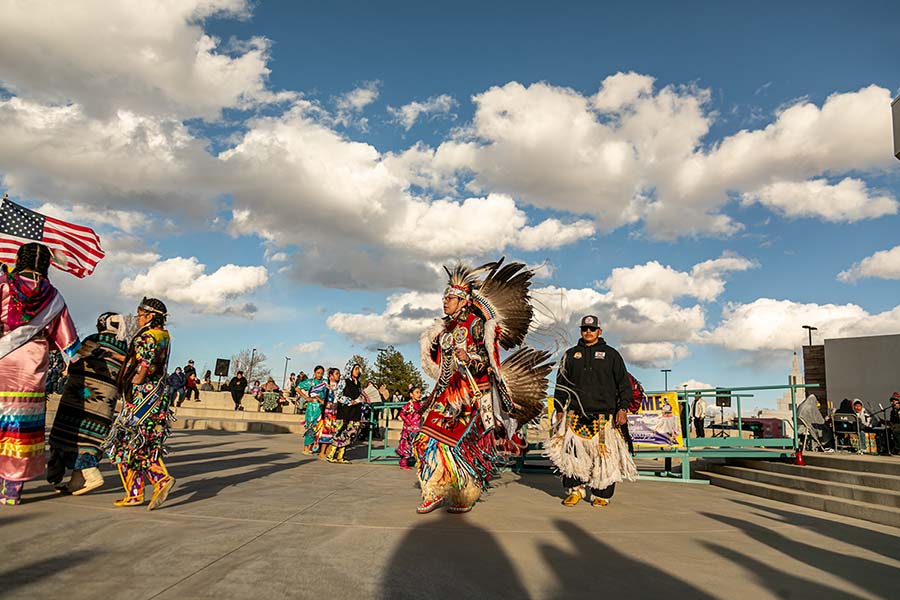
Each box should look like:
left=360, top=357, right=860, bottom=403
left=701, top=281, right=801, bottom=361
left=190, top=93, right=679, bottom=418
left=543, top=415, right=638, bottom=491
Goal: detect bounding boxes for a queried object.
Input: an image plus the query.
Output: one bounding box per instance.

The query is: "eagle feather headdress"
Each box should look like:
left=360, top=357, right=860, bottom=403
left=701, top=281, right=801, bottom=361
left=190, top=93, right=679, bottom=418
left=429, top=257, right=554, bottom=427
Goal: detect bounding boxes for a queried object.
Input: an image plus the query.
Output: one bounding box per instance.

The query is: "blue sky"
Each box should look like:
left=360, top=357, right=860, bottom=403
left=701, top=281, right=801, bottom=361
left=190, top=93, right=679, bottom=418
left=1, top=1, right=899, bottom=409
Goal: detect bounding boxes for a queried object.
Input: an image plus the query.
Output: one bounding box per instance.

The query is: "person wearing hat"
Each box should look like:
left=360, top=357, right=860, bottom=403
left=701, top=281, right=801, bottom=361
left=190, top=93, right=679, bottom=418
left=183, top=359, right=199, bottom=402
left=545, top=315, right=637, bottom=507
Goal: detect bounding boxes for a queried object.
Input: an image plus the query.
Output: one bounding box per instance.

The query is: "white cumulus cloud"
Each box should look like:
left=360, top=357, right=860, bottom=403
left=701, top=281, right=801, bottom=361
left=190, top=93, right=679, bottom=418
left=838, top=245, right=900, bottom=282
left=389, top=94, right=456, bottom=130
left=742, top=178, right=897, bottom=222
left=291, top=341, right=324, bottom=354
left=119, top=256, right=269, bottom=315
left=702, top=298, right=900, bottom=352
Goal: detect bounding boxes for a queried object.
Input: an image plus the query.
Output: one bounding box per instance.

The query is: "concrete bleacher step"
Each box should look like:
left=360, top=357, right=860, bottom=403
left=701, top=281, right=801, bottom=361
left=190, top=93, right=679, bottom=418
left=175, top=417, right=304, bottom=434
left=728, top=459, right=900, bottom=492
left=174, top=406, right=303, bottom=423
left=800, top=452, right=900, bottom=477
left=697, top=469, right=900, bottom=528
left=708, top=464, right=900, bottom=508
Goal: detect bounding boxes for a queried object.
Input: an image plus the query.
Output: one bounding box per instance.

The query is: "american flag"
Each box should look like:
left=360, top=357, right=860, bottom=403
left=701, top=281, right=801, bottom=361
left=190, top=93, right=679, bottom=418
left=0, top=195, right=105, bottom=278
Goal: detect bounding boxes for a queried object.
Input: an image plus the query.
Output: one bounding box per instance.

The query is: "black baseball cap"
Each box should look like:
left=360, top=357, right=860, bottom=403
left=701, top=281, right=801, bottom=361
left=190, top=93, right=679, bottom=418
left=580, top=315, right=601, bottom=329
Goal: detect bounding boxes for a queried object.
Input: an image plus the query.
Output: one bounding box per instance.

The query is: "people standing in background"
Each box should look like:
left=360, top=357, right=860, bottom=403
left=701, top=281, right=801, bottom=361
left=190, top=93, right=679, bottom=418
left=327, top=362, right=365, bottom=464
left=183, top=359, right=199, bottom=402
left=317, top=367, right=341, bottom=461
left=229, top=370, right=248, bottom=411
left=692, top=393, right=707, bottom=438
left=166, top=367, right=186, bottom=407
left=297, top=366, right=327, bottom=455
left=0, top=243, right=80, bottom=505
left=397, top=386, right=424, bottom=470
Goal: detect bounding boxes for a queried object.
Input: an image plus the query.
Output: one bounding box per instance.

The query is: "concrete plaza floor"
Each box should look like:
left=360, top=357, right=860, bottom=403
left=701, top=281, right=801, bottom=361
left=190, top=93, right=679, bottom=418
left=2, top=431, right=898, bottom=600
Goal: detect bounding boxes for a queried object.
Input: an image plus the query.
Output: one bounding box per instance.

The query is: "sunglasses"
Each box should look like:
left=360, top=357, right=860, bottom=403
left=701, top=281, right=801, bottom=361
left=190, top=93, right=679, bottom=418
left=580, top=326, right=599, bottom=332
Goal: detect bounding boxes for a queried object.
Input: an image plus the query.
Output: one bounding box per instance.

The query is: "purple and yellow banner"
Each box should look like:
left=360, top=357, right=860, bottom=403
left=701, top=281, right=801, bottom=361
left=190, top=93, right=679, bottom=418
left=627, top=391, right=684, bottom=449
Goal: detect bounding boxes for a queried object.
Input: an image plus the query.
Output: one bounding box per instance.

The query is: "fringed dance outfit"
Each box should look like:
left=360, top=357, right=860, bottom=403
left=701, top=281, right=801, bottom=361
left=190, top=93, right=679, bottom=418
left=298, top=376, right=327, bottom=452
left=47, top=324, right=128, bottom=489
left=544, top=331, right=638, bottom=504
left=103, top=327, right=175, bottom=504
left=328, top=361, right=364, bottom=463
left=397, top=397, right=424, bottom=467
left=0, top=266, right=79, bottom=505
left=414, top=260, right=552, bottom=514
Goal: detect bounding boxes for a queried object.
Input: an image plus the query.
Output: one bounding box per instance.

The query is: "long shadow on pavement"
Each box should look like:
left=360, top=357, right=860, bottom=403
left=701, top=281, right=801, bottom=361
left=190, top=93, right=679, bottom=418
left=728, top=498, right=900, bottom=561
left=703, top=542, right=863, bottom=599
left=0, top=550, right=96, bottom=595
left=540, top=520, right=716, bottom=598
left=163, top=453, right=313, bottom=508
left=700, top=511, right=895, bottom=599
left=380, top=512, right=530, bottom=599
left=162, top=447, right=267, bottom=466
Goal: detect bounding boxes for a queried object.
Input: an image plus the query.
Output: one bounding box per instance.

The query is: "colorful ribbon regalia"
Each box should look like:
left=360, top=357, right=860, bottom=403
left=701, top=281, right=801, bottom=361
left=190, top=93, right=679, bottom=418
left=413, top=259, right=553, bottom=514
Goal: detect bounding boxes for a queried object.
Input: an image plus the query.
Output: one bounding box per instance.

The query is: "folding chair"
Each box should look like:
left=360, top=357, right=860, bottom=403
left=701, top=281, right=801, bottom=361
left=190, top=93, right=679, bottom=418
left=832, top=413, right=862, bottom=453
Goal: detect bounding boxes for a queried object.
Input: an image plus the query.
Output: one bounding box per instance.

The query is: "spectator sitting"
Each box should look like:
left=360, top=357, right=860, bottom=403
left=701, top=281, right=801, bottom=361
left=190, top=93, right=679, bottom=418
left=889, top=393, right=900, bottom=455
left=853, top=399, right=872, bottom=428
left=167, top=367, right=187, bottom=407
left=200, top=369, right=214, bottom=391
left=835, top=398, right=854, bottom=414
left=249, top=380, right=262, bottom=400
left=260, top=377, right=285, bottom=412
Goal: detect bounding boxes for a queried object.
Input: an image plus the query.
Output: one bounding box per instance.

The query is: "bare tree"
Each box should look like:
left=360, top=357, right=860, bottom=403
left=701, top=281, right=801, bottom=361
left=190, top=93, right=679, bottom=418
left=231, top=348, right=271, bottom=383
left=121, top=313, right=140, bottom=340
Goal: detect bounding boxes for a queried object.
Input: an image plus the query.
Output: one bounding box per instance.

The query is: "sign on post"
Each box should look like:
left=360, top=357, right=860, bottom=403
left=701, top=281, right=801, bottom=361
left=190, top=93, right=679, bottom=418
left=627, top=391, right=684, bottom=449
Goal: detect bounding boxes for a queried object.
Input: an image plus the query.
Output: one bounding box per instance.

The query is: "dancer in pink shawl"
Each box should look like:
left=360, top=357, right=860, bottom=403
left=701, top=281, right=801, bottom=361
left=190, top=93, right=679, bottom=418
left=0, top=243, right=79, bottom=505
left=396, top=386, right=424, bottom=470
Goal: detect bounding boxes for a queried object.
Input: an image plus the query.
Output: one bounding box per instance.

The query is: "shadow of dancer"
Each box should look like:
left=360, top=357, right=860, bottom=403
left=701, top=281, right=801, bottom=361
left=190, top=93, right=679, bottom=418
left=539, top=520, right=716, bottom=598
left=728, top=498, right=900, bottom=562
left=0, top=550, right=96, bottom=595
left=379, top=512, right=530, bottom=599
left=700, top=511, right=896, bottom=599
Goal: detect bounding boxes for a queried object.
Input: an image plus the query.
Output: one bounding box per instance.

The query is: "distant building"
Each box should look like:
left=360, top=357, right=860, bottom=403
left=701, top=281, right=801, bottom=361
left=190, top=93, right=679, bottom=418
left=825, top=333, right=900, bottom=414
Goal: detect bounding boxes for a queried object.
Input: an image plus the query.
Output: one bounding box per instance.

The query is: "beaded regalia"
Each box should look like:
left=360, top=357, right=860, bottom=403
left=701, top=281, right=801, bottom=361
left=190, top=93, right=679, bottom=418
left=413, top=258, right=552, bottom=514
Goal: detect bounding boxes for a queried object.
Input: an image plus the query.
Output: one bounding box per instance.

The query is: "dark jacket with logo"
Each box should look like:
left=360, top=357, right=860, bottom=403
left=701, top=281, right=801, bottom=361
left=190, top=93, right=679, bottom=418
left=554, top=337, right=630, bottom=417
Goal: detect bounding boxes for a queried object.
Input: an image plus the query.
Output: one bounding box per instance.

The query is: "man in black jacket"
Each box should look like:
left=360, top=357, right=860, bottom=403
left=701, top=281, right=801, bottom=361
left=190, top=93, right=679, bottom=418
left=548, top=315, right=636, bottom=507
left=229, top=371, right=249, bottom=411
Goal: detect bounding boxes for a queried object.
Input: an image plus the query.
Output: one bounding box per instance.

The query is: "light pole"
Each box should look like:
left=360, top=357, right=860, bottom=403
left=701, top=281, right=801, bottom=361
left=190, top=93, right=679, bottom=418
left=802, top=325, right=818, bottom=347
left=661, top=368, right=671, bottom=391
left=249, top=348, right=257, bottom=382
left=282, top=356, right=291, bottom=389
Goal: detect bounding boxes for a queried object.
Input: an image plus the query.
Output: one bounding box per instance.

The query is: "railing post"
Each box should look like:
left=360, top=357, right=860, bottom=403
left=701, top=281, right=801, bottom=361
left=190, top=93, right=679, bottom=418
left=790, top=385, right=799, bottom=452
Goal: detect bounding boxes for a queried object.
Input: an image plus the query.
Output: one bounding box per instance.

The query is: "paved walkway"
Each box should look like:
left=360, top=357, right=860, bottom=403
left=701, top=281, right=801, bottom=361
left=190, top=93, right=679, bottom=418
left=2, top=431, right=898, bottom=599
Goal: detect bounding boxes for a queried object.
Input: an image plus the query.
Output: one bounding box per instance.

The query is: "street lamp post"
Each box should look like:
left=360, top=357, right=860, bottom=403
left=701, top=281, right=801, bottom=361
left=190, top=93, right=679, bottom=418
left=249, top=348, right=257, bottom=382
left=661, top=368, right=672, bottom=391
left=282, top=356, right=291, bottom=389
left=802, top=325, right=818, bottom=347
